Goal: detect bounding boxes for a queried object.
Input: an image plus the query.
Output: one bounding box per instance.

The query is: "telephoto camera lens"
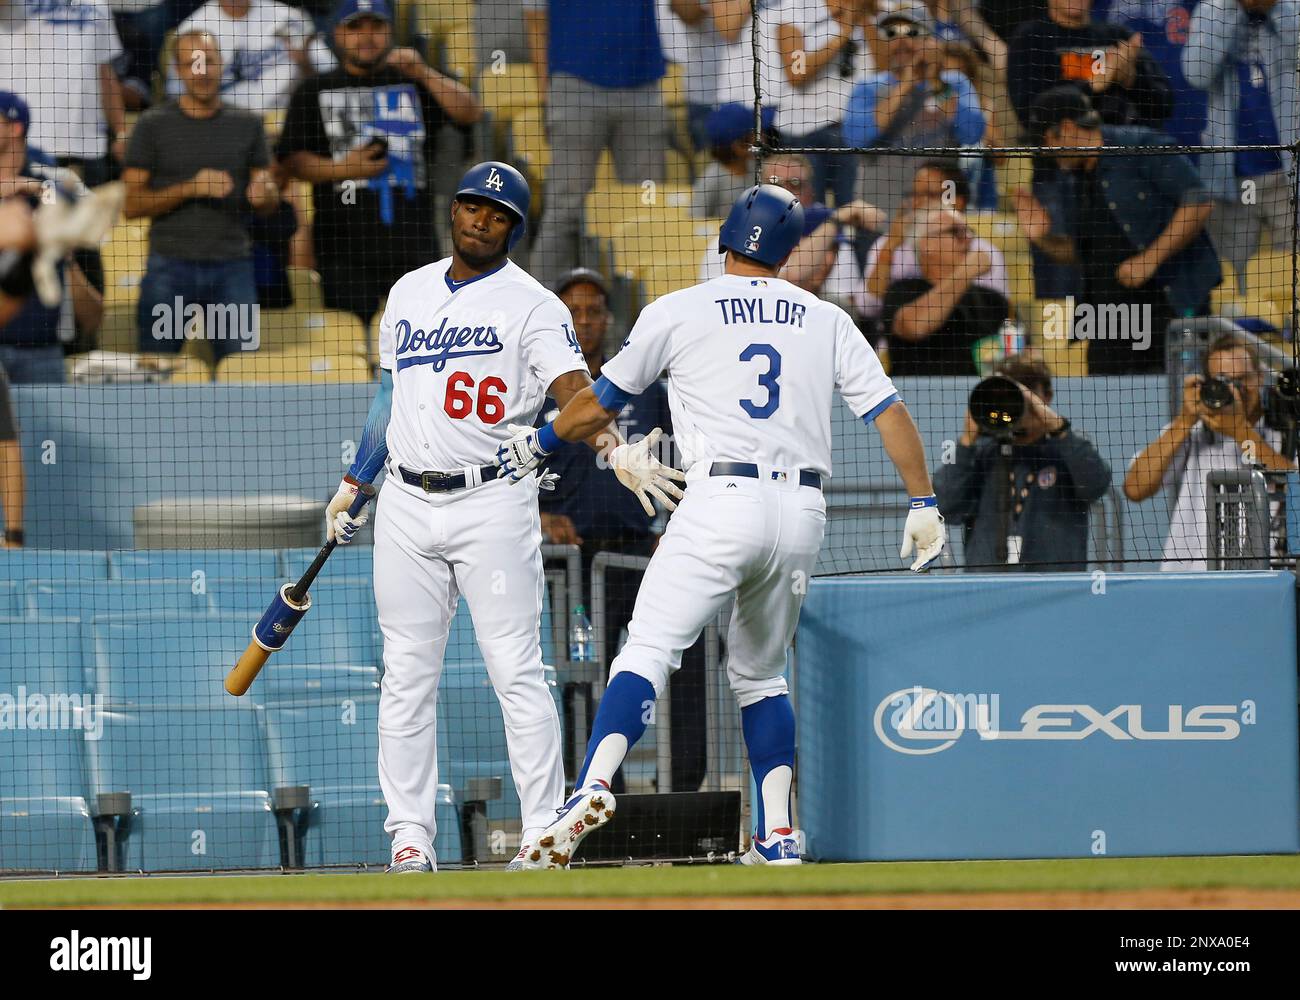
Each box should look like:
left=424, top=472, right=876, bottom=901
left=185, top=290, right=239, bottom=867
left=969, top=376, right=1025, bottom=434
left=1199, top=376, right=1235, bottom=411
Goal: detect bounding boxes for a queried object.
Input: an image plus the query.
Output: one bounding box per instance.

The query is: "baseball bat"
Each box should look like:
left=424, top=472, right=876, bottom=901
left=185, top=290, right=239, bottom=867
left=224, top=483, right=376, bottom=697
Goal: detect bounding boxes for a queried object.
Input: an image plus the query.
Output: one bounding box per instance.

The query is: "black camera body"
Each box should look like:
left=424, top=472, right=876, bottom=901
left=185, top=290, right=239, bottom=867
left=1199, top=375, right=1236, bottom=411
left=969, top=376, right=1024, bottom=436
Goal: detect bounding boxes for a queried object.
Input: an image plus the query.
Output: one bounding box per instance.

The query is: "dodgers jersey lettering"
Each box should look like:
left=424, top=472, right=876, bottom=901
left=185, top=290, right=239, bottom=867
left=601, top=274, right=897, bottom=478
left=379, top=258, right=588, bottom=470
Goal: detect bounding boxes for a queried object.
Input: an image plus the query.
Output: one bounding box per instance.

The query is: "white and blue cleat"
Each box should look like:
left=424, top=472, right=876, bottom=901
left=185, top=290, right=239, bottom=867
left=386, top=845, right=434, bottom=873
left=506, top=838, right=547, bottom=871
left=534, top=782, right=616, bottom=869
left=738, top=828, right=802, bottom=866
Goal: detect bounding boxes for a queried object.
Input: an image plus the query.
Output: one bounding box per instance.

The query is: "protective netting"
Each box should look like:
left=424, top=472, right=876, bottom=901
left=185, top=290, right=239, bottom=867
left=0, top=0, right=1295, bottom=873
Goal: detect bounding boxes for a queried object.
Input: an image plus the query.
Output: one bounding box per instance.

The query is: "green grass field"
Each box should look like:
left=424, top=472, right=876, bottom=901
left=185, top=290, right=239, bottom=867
left=1, top=856, right=1297, bottom=907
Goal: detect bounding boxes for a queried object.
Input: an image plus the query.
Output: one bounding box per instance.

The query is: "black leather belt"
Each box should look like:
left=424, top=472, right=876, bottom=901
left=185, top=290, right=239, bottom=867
left=709, top=461, right=821, bottom=489
left=399, top=464, right=500, bottom=493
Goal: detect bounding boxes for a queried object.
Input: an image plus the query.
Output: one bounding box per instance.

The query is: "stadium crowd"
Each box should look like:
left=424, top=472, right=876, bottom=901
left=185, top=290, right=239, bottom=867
left=0, top=0, right=1296, bottom=569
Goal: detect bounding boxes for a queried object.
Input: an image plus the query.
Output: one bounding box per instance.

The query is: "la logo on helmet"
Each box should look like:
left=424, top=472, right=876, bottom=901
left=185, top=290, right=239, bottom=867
left=485, top=168, right=504, bottom=192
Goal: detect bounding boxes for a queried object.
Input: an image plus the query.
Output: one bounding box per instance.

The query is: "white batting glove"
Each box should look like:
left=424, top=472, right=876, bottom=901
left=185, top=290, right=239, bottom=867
left=900, top=496, right=946, bottom=572
left=607, top=428, right=687, bottom=516
left=326, top=476, right=367, bottom=544
left=495, top=422, right=553, bottom=483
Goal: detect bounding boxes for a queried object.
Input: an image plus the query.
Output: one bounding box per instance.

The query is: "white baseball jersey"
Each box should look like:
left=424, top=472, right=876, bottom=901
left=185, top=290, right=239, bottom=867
left=378, top=258, right=588, bottom=472
left=601, top=273, right=898, bottom=478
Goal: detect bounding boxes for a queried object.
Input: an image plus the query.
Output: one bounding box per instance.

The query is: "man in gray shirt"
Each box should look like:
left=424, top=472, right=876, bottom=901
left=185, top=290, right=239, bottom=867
left=124, top=30, right=279, bottom=361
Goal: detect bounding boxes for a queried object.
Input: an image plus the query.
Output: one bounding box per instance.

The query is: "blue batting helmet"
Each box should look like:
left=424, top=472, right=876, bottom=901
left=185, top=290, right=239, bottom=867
left=718, top=184, right=805, bottom=266
left=455, top=161, right=530, bottom=251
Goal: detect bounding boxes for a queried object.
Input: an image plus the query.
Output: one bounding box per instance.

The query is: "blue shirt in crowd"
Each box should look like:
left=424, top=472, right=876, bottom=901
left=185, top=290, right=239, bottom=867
left=1106, top=0, right=1208, bottom=146
left=537, top=374, right=672, bottom=539
left=842, top=71, right=985, bottom=148
left=528, top=0, right=665, bottom=89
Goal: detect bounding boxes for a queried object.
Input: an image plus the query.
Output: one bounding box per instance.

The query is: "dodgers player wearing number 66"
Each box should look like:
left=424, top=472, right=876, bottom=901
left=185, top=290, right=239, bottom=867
left=324, top=161, right=686, bottom=874
left=496, top=183, right=947, bottom=867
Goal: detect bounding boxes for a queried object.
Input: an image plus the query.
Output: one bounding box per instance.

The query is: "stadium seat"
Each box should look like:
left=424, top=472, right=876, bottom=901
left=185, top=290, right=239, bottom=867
left=478, top=62, right=541, bottom=125
left=255, top=664, right=381, bottom=703
left=86, top=613, right=381, bottom=707
left=205, top=578, right=377, bottom=625
left=1245, top=251, right=1293, bottom=307
left=1030, top=298, right=1088, bottom=376
left=0, top=581, right=19, bottom=617
left=85, top=704, right=280, bottom=871
left=509, top=109, right=549, bottom=181
left=258, top=307, right=367, bottom=355
left=109, top=549, right=281, bottom=581
left=0, top=725, right=96, bottom=872
left=24, top=579, right=216, bottom=620
left=0, top=618, right=86, bottom=692
left=0, top=550, right=110, bottom=581
left=263, top=693, right=462, bottom=865
left=287, top=267, right=325, bottom=311
left=281, top=546, right=373, bottom=579
left=216, top=349, right=372, bottom=383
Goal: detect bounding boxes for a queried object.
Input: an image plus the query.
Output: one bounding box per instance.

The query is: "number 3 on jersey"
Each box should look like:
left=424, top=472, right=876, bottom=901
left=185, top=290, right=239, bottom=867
left=739, top=343, right=781, bottom=419
left=444, top=371, right=507, bottom=423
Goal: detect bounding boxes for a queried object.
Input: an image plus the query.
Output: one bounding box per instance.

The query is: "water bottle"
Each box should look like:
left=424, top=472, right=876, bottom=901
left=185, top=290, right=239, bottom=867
left=569, top=604, right=597, bottom=662
left=1000, top=317, right=1025, bottom=357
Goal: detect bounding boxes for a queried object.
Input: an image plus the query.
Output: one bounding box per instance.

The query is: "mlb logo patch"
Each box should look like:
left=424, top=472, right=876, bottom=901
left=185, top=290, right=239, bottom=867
left=1037, top=465, right=1058, bottom=489
left=770, top=471, right=788, bottom=482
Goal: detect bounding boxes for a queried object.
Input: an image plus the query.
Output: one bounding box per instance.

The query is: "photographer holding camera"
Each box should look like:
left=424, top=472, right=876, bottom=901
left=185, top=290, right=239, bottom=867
left=934, top=352, right=1112, bottom=570
left=1124, top=332, right=1296, bottom=570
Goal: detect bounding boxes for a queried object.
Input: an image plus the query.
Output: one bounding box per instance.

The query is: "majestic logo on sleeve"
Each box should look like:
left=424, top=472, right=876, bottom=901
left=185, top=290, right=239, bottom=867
left=394, top=318, right=504, bottom=372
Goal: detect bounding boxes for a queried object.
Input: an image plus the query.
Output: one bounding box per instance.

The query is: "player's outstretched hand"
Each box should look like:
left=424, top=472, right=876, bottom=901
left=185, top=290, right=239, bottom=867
left=607, top=428, right=687, bottom=516
left=495, top=422, right=552, bottom=483
left=900, top=499, right=946, bottom=572
left=326, top=476, right=368, bottom=545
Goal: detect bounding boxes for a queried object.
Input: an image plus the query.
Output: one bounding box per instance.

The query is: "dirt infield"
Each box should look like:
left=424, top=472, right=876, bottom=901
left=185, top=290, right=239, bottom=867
left=62, top=888, right=1300, bottom=910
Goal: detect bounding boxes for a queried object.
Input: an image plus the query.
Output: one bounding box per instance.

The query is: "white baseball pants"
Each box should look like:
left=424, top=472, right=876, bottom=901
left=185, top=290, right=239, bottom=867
left=373, top=473, right=565, bottom=861
left=610, top=468, right=827, bottom=707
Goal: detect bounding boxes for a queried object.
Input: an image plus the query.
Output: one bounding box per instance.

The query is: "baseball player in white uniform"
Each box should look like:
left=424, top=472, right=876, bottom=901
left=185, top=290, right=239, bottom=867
left=496, top=183, right=946, bottom=867
left=324, top=161, right=685, bottom=873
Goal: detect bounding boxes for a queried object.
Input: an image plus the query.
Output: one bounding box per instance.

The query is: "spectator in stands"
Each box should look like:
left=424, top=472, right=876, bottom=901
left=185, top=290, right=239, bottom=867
left=1013, top=87, right=1218, bottom=374
left=1106, top=0, right=1209, bottom=147
left=843, top=3, right=985, bottom=219
left=0, top=0, right=130, bottom=187
left=774, top=0, right=879, bottom=208
left=0, top=93, right=104, bottom=383
left=1124, top=332, right=1295, bottom=569
left=168, top=0, right=336, bottom=114
left=525, top=0, right=669, bottom=285
left=713, top=0, right=785, bottom=108
left=661, top=0, right=747, bottom=149
left=691, top=103, right=774, bottom=220
left=698, top=153, right=872, bottom=305
left=881, top=206, right=1009, bottom=374
left=934, top=351, right=1111, bottom=570
left=110, top=0, right=207, bottom=109
left=857, top=158, right=1007, bottom=323
left=1182, top=0, right=1298, bottom=291
left=536, top=267, right=706, bottom=792
left=1007, top=0, right=1175, bottom=129
left=278, top=0, right=480, bottom=327
left=922, top=0, right=1017, bottom=148
left=125, top=31, right=278, bottom=361
left=0, top=364, right=23, bottom=548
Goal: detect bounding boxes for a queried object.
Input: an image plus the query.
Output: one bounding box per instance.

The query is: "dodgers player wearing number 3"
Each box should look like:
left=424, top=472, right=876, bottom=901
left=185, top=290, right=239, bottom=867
left=497, top=184, right=947, bottom=867
left=324, top=161, right=685, bottom=874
